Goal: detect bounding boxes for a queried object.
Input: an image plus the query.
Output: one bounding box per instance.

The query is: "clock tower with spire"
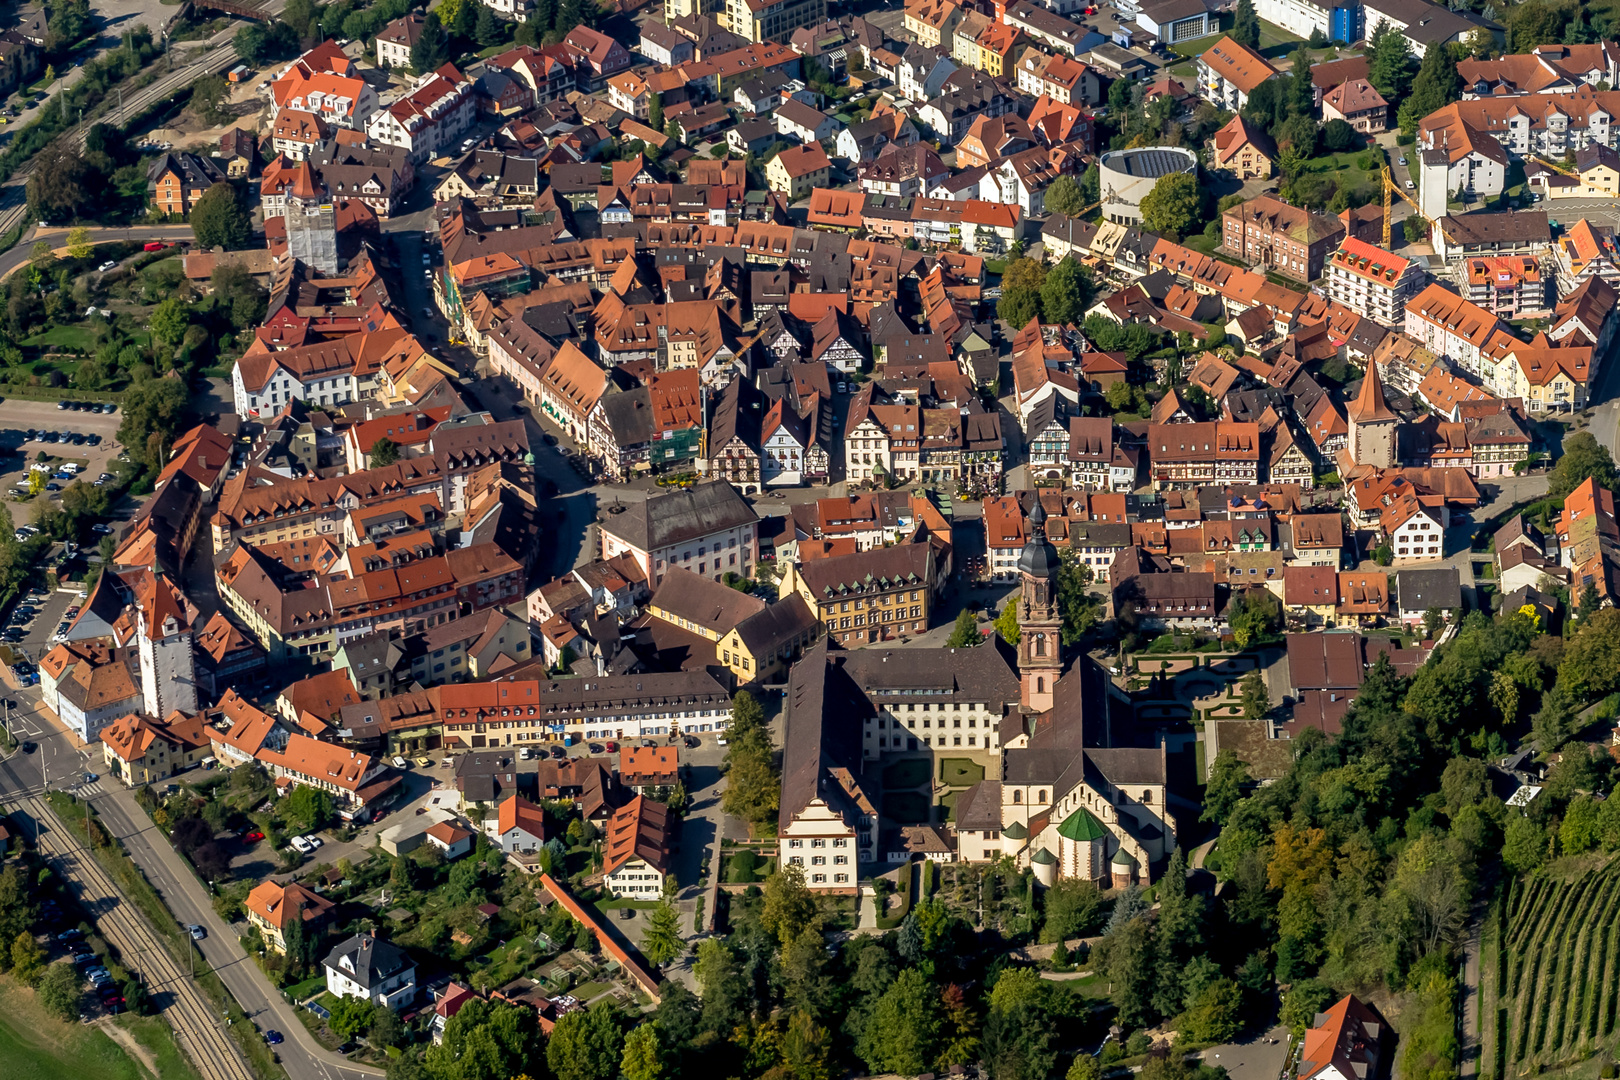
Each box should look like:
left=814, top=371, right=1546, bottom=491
left=1016, top=496, right=1063, bottom=712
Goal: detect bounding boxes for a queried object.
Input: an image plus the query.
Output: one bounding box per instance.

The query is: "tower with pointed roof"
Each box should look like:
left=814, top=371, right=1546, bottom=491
left=1016, top=496, right=1063, bottom=712
left=1347, top=358, right=1397, bottom=468
left=136, top=572, right=198, bottom=719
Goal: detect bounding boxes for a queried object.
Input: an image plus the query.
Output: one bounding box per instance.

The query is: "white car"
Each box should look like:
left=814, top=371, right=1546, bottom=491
left=289, top=836, right=313, bottom=854
left=1405, top=180, right=1415, bottom=189
left=97, top=260, right=117, bottom=272
left=392, top=756, right=408, bottom=769
left=302, top=834, right=323, bottom=849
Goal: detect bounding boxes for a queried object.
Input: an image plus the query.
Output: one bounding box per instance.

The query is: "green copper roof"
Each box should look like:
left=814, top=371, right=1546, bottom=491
left=1111, top=848, right=1137, bottom=867
left=1031, top=847, right=1057, bottom=865
left=1058, top=808, right=1107, bottom=843
left=1001, top=820, right=1028, bottom=840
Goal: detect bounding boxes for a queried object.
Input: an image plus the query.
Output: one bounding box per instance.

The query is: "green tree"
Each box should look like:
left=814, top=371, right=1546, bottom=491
left=1138, top=172, right=1203, bottom=241
left=1202, top=749, right=1250, bottom=827
left=37, top=960, right=82, bottom=1023
left=720, top=690, right=779, bottom=825
left=1279, top=978, right=1333, bottom=1037
left=1040, top=878, right=1103, bottom=943
left=857, top=969, right=944, bottom=1074
left=370, top=437, right=401, bottom=467
left=997, top=288, right=1042, bottom=332
left=1040, top=256, right=1091, bottom=326
left=641, top=881, right=684, bottom=967
left=547, top=1002, right=624, bottom=1080
left=66, top=227, right=92, bottom=260
left=26, top=140, right=92, bottom=225
left=1057, top=551, right=1100, bottom=646
left=1069, top=1055, right=1103, bottom=1080
left=1368, top=20, right=1415, bottom=102
left=427, top=999, right=547, bottom=1080
left=1548, top=431, right=1618, bottom=501
left=1423, top=606, right=1444, bottom=641
left=620, top=1024, right=662, bottom=1080
left=946, top=608, right=982, bottom=648
left=1180, top=978, right=1242, bottom=1043
left=411, top=11, right=450, bottom=73
left=330, top=995, right=377, bottom=1038
left=648, top=93, right=663, bottom=133
left=1399, top=43, right=1463, bottom=135
left=1232, top=0, right=1260, bottom=48
left=192, top=75, right=233, bottom=125
left=150, top=298, right=191, bottom=353
left=762, top=862, right=819, bottom=947
left=1506, top=0, right=1567, bottom=51
left=1562, top=796, right=1602, bottom=854
left=994, top=601, right=1021, bottom=646
left=474, top=3, right=505, bottom=46
left=10, top=930, right=44, bottom=985
left=1502, top=815, right=1548, bottom=874
left=1289, top=47, right=1314, bottom=117
left=286, top=784, right=335, bottom=830
left=190, top=183, right=252, bottom=250
left=1046, top=175, right=1085, bottom=216
left=117, top=377, right=191, bottom=470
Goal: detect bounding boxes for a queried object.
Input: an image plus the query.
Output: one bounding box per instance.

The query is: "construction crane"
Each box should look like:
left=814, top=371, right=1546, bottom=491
left=1382, top=165, right=1434, bottom=249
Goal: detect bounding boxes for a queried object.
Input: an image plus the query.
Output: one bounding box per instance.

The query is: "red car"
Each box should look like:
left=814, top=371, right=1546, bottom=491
left=604, top=741, right=618, bottom=753
left=143, top=241, right=169, bottom=252
left=243, top=831, right=265, bottom=843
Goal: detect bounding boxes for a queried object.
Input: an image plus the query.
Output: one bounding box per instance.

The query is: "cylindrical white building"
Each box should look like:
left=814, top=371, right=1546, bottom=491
left=1099, top=146, right=1198, bottom=225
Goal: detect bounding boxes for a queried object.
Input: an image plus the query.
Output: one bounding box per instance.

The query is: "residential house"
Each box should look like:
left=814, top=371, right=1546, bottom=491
left=323, top=933, right=417, bottom=1010
left=603, top=796, right=673, bottom=898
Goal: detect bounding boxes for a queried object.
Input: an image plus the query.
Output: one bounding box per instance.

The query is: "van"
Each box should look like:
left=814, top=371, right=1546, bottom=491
left=201, top=756, right=216, bottom=770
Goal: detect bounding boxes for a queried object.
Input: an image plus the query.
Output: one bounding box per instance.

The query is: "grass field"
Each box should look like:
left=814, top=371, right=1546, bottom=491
left=1493, top=859, right=1620, bottom=1077
left=881, top=759, right=931, bottom=789
left=939, top=758, right=984, bottom=786
left=0, top=977, right=201, bottom=1080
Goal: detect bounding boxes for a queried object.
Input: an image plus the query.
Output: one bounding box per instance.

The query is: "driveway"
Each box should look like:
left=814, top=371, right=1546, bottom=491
left=1201, top=1026, right=1291, bottom=1080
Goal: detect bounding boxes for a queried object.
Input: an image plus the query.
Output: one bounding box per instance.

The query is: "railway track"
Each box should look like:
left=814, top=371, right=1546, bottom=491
left=22, top=792, right=256, bottom=1080
left=0, top=0, right=291, bottom=239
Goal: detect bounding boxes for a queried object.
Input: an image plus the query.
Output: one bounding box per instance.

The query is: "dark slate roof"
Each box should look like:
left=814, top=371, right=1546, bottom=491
left=322, top=933, right=414, bottom=989
left=600, top=481, right=759, bottom=552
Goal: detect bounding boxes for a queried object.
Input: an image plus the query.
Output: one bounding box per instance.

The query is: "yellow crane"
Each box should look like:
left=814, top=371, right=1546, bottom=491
left=1382, top=165, right=1434, bottom=249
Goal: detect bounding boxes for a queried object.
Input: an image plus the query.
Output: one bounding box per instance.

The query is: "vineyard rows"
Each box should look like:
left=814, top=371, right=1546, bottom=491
left=1496, top=861, right=1620, bottom=1076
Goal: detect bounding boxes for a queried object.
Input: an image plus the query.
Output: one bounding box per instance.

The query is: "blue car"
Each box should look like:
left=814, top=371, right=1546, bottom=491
left=265, top=1030, right=284, bottom=1045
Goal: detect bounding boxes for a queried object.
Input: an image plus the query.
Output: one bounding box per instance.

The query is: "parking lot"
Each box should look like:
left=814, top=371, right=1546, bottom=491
left=0, top=399, right=124, bottom=511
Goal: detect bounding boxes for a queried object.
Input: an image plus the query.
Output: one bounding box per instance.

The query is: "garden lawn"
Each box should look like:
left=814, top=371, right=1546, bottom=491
left=938, top=789, right=961, bottom=822
left=0, top=978, right=201, bottom=1080
left=1296, top=148, right=1387, bottom=206
left=571, top=981, right=613, bottom=1001
left=939, top=758, right=984, bottom=786
left=881, top=759, right=931, bottom=789
left=21, top=325, right=97, bottom=351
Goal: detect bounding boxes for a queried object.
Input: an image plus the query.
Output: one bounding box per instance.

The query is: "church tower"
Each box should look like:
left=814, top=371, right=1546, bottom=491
left=1016, top=497, right=1063, bottom=712
left=1346, top=358, right=1398, bottom=469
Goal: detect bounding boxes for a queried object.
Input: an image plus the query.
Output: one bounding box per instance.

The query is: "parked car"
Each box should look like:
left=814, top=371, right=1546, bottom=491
left=242, top=831, right=264, bottom=842
left=392, top=756, right=408, bottom=768
left=587, top=742, right=605, bottom=754
left=289, top=836, right=313, bottom=855
left=97, top=261, right=117, bottom=273
left=549, top=745, right=566, bottom=759
left=415, top=756, right=433, bottom=767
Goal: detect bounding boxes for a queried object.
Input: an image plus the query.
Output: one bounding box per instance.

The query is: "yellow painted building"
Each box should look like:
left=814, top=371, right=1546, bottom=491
left=766, top=144, right=831, bottom=200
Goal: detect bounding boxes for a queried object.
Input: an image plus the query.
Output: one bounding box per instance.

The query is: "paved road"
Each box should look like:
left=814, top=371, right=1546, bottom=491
left=0, top=707, right=253, bottom=1080
left=1, top=685, right=382, bottom=1080
left=90, top=783, right=385, bottom=1080
left=0, top=222, right=199, bottom=279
